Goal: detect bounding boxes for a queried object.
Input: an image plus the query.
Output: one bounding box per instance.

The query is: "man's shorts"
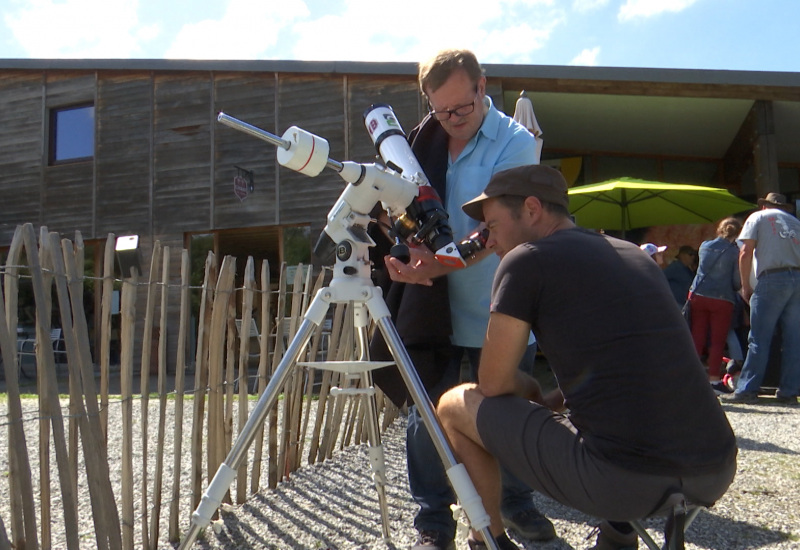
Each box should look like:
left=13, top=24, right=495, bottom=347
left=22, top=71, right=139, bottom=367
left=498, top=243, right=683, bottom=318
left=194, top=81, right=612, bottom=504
left=476, top=395, right=735, bottom=521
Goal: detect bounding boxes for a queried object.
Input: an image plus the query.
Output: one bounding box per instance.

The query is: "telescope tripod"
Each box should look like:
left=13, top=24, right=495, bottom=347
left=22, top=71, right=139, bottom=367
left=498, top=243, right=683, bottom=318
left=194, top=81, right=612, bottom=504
left=179, top=239, right=499, bottom=550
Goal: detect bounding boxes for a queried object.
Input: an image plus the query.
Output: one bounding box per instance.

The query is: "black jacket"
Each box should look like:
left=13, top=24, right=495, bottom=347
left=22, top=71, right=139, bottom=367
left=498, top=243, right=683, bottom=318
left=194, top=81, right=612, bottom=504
left=369, top=115, right=455, bottom=407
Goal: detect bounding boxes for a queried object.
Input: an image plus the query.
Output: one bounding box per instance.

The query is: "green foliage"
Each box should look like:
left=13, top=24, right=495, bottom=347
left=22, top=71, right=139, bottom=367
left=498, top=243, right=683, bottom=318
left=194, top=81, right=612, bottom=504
left=282, top=226, right=311, bottom=266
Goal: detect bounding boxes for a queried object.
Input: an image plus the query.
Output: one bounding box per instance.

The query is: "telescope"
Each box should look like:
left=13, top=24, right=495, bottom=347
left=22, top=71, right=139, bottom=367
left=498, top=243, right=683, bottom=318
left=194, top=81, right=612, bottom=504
left=180, top=108, right=501, bottom=550
left=218, top=106, right=484, bottom=270
left=362, top=104, right=490, bottom=264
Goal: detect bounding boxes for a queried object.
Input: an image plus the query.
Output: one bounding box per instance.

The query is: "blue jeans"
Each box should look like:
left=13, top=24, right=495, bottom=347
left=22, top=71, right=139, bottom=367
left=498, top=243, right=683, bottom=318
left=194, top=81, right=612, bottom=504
left=726, top=329, right=744, bottom=362
left=407, top=344, right=538, bottom=537
left=736, top=270, right=800, bottom=398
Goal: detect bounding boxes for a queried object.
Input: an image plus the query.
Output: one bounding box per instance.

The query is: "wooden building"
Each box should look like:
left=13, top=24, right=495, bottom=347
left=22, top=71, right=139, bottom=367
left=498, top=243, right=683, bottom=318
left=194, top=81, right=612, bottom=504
left=1, top=58, right=799, bottom=368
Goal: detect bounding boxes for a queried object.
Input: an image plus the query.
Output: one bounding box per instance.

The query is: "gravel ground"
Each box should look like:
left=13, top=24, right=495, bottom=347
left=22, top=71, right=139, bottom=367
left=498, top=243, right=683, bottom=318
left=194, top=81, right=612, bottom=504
left=1, top=395, right=799, bottom=549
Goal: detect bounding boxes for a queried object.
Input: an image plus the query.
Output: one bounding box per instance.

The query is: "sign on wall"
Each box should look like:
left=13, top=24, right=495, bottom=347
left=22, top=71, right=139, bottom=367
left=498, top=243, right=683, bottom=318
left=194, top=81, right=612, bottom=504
left=234, top=166, right=254, bottom=201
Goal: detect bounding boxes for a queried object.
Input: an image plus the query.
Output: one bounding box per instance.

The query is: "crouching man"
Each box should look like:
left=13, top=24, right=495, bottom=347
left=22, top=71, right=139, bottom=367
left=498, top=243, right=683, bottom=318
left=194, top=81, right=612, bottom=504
left=436, top=165, right=737, bottom=550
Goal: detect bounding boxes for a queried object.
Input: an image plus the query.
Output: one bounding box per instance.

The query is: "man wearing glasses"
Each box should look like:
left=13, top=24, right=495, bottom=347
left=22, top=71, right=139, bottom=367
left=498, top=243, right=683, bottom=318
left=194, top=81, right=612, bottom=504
left=372, top=49, right=551, bottom=550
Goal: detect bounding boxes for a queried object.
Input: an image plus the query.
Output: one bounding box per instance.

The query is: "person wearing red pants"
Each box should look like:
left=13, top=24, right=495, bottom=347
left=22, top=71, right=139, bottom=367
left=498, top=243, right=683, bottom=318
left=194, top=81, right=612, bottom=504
left=688, top=217, right=742, bottom=393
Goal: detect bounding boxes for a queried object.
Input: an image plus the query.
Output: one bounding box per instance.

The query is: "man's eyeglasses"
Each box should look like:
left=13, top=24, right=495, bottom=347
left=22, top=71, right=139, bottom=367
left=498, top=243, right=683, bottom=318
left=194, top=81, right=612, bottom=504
left=429, top=95, right=478, bottom=121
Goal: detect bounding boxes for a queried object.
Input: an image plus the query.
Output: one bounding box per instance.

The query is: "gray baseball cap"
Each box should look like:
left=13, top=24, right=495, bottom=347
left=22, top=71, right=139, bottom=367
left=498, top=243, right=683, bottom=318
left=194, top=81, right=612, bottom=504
left=461, top=164, right=569, bottom=222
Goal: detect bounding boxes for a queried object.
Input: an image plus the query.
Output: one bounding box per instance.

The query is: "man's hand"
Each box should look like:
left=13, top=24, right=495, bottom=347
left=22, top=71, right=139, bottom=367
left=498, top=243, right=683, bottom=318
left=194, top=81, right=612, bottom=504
left=542, top=388, right=566, bottom=413
left=738, top=238, right=756, bottom=304
left=740, top=283, right=754, bottom=304
left=384, top=245, right=452, bottom=286
left=515, top=373, right=565, bottom=412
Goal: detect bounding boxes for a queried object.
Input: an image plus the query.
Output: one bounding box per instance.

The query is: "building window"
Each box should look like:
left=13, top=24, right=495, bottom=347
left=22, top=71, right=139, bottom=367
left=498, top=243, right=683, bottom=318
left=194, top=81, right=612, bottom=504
left=50, top=104, right=95, bottom=164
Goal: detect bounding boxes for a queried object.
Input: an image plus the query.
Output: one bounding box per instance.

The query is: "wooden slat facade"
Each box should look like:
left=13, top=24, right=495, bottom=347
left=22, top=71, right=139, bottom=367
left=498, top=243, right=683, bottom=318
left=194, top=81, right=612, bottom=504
left=213, top=72, right=278, bottom=228
left=275, top=74, right=347, bottom=226
left=0, top=68, right=428, bottom=248
left=0, top=72, right=45, bottom=232
left=153, top=73, right=213, bottom=234
left=96, top=73, right=153, bottom=237
left=0, top=67, right=431, bottom=372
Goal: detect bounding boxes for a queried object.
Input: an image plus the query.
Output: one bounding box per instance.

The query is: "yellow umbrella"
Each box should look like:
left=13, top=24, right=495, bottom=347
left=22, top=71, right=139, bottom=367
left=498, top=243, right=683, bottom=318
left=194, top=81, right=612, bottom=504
left=569, top=178, right=756, bottom=237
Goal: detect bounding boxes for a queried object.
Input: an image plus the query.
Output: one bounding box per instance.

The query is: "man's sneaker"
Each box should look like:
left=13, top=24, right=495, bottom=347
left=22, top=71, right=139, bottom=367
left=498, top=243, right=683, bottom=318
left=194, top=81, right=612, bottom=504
left=586, top=521, right=638, bottom=550
left=723, top=392, right=759, bottom=404
left=466, top=532, right=521, bottom=550
left=710, top=381, right=733, bottom=395
left=411, top=530, right=454, bottom=550
left=502, top=507, right=556, bottom=540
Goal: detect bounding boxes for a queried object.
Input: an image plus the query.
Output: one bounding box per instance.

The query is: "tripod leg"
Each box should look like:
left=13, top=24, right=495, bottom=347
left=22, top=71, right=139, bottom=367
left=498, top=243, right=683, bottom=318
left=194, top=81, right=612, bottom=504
left=179, top=314, right=320, bottom=549
left=359, top=370, right=392, bottom=540
left=367, top=297, right=499, bottom=550
left=354, top=320, right=391, bottom=541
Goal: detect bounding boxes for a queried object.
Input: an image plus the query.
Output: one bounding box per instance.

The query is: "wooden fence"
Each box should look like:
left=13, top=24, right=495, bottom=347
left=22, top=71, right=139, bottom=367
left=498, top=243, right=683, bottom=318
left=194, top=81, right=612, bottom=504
left=0, top=223, right=400, bottom=550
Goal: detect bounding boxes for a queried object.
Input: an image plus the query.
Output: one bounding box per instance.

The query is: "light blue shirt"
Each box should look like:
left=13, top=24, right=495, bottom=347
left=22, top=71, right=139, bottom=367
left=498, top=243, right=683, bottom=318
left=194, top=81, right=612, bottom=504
left=445, top=96, right=539, bottom=347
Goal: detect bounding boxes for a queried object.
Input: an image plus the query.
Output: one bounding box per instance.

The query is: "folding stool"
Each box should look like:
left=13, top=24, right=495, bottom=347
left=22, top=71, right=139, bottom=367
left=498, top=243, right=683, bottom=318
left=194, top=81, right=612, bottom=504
left=629, top=493, right=705, bottom=550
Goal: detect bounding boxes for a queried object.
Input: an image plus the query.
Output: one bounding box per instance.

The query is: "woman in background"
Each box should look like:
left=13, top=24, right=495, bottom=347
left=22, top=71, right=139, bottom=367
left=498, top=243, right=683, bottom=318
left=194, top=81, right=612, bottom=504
left=688, top=217, right=742, bottom=394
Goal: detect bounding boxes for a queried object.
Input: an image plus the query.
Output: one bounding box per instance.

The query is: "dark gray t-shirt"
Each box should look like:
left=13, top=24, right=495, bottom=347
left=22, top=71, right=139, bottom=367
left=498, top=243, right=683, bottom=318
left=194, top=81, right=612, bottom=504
left=491, top=228, right=736, bottom=475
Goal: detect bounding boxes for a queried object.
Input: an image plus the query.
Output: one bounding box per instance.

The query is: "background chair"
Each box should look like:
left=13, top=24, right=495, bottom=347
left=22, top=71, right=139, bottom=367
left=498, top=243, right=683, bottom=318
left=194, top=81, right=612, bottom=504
left=17, top=327, right=67, bottom=378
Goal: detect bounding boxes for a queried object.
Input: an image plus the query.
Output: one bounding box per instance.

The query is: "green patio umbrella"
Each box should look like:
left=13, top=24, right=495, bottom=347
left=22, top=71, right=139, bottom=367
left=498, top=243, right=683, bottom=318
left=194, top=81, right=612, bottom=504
left=568, top=178, right=756, bottom=236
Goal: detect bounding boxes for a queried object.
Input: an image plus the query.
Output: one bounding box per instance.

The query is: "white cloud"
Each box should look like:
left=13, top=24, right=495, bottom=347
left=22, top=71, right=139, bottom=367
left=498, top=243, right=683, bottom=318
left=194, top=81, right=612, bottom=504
left=4, top=0, right=160, bottom=58
left=572, top=0, right=610, bottom=13
left=479, top=22, right=561, bottom=64
left=618, top=0, right=699, bottom=21
left=1, top=0, right=567, bottom=62
left=165, top=0, right=310, bottom=59
left=288, top=0, right=564, bottom=63
left=289, top=0, right=472, bottom=62
left=570, top=46, right=600, bottom=66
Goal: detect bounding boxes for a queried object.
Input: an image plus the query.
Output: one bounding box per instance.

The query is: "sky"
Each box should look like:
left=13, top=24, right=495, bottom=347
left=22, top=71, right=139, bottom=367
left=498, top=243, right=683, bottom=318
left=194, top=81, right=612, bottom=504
left=1, top=0, right=799, bottom=73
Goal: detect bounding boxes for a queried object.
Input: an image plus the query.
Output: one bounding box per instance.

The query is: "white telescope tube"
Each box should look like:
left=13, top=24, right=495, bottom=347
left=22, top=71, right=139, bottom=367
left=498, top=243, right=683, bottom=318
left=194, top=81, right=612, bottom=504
left=364, top=104, right=430, bottom=185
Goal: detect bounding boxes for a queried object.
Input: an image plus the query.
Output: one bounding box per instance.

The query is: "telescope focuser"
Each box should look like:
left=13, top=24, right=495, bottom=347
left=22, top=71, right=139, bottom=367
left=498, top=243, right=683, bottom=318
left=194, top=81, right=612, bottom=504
left=456, top=228, right=490, bottom=260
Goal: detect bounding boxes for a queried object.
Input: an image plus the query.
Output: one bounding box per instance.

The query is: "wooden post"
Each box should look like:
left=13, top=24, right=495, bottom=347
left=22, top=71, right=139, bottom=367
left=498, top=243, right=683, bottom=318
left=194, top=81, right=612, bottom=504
left=60, top=233, right=121, bottom=550
left=224, top=293, right=236, bottom=477
left=324, top=308, right=355, bottom=459
left=139, top=240, right=162, bottom=550
left=296, top=269, right=327, bottom=470
left=63, top=236, right=80, bottom=499
left=169, top=249, right=191, bottom=542
left=308, top=302, right=345, bottom=465
left=99, top=233, right=116, bottom=439
left=190, top=252, right=216, bottom=509
left=35, top=226, right=53, bottom=548
left=249, top=259, right=271, bottom=494
left=119, top=264, right=138, bottom=550
left=1, top=225, right=38, bottom=550
left=284, top=264, right=307, bottom=474
left=753, top=100, right=780, bottom=198
left=267, top=263, right=287, bottom=488
left=236, top=257, right=255, bottom=503
left=279, top=265, right=305, bottom=479
left=149, top=245, right=171, bottom=549
left=206, top=255, right=236, bottom=502
left=21, top=223, right=81, bottom=549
